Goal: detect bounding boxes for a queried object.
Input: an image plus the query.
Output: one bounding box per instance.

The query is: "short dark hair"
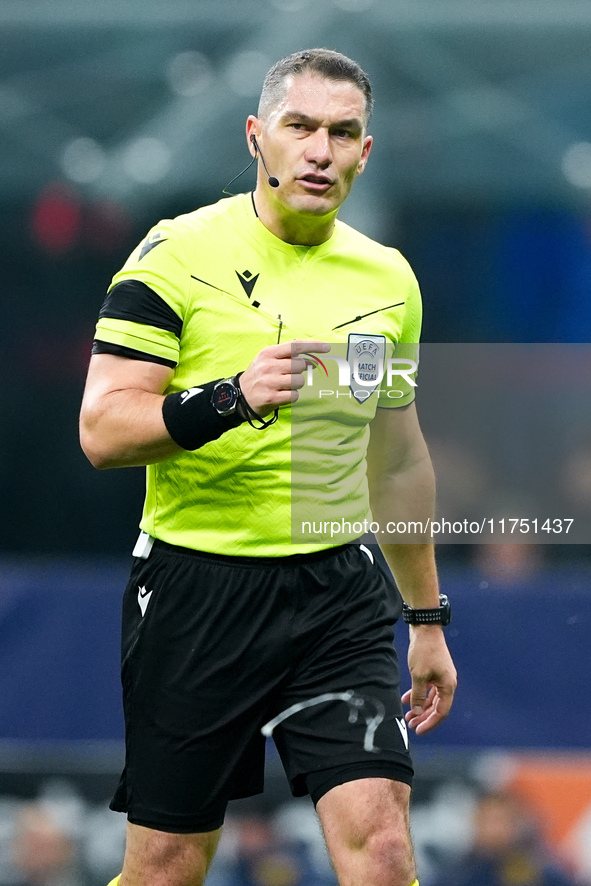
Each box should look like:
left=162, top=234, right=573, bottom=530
left=258, top=48, right=373, bottom=124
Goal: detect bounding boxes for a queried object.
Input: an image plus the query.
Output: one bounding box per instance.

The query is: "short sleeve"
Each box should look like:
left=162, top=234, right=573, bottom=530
left=378, top=258, right=422, bottom=408
left=93, top=219, right=189, bottom=367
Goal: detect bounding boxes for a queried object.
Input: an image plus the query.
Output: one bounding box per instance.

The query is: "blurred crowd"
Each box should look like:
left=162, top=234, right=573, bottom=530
left=0, top=776, right=587, bottom=886
left=428, top=790, right=577, bottom=886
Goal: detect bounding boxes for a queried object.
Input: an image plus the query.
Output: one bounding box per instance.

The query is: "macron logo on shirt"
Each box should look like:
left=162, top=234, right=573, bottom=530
left=139, top=232, right=167, bottom=260
left=180, top=387, right=203, bottom=404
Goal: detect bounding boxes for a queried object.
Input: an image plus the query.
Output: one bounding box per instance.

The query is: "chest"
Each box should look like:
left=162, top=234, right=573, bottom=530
left=181, top=243, right=408, bottom=358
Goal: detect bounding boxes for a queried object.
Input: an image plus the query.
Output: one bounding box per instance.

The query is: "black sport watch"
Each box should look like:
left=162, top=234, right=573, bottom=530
left=211, top=378, right=241, bottom=416
left=402, top=594, right=451, bottom=626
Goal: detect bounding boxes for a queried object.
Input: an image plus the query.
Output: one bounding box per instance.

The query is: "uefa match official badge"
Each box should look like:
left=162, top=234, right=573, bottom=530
left=347, top=334, right=386, bottom=402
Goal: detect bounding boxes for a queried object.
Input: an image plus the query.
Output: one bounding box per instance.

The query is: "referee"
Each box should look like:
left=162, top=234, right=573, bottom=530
left=80, top=49, right=456, bottom=886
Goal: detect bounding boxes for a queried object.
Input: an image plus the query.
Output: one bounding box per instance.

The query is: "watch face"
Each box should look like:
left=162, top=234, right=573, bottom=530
left=213, top=381, right=238, bottom=414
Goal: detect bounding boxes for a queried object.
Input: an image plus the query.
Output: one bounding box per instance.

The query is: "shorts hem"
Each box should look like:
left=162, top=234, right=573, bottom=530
left=306, top=761, right=414, bottom=807
left=109, top=801, right=226, bottom=834
left=126, top=813, right=226, bottom=834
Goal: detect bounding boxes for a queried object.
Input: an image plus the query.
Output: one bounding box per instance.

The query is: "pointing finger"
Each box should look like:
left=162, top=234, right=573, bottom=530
left=289, top=340, right=331, bottom=357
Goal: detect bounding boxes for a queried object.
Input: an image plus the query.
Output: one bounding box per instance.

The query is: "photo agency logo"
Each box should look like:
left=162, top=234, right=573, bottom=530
left=301, top=335, right=418, bottom=402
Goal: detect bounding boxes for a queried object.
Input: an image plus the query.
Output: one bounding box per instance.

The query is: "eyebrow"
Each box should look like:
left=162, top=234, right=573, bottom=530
left=281, top=112, right=364, bottom=132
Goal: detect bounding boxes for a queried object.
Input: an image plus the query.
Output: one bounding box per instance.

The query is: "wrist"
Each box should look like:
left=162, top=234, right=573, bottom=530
left=162, top=378, right=245, bottom=451
left=409, top=622, right=445, bottom=636
left=234, top=373, right=278, bottom=430
left=402, top=594, right=451, bottom=626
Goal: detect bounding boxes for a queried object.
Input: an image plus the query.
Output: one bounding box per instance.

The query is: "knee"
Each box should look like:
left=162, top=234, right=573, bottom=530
left=121, top=848, right=205, bottom=886
left=334, top=824, right=415, bottom=886
left=121, top=850, right=205, bottom=886
left=318, top=778, right=416, bottom=885
left=358, top=825, right=414, bottom=875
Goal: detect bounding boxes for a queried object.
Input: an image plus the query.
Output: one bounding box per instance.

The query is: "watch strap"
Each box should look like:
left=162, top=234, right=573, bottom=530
left=234, top=373, right=279, bottom=430
left=402, top=594, right=451, bottom=625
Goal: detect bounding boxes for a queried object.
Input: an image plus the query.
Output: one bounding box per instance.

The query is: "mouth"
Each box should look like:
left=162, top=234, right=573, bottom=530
left=297, top=173, right=334, bottom=191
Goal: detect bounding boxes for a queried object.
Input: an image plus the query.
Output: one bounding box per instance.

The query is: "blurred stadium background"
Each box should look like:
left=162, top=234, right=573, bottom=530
left=1, top=1, right=590, bottom=884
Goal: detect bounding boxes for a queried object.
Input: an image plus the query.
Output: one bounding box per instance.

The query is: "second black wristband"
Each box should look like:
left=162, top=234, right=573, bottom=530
left=162, top=380, right=245, bottom=451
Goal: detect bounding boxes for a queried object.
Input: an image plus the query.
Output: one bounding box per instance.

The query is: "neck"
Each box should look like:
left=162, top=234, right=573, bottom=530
left=252, top=183, right=336, bottom=246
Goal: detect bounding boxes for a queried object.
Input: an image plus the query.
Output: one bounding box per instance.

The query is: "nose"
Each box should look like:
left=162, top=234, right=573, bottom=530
left=304, top=128, right=332, bottom=167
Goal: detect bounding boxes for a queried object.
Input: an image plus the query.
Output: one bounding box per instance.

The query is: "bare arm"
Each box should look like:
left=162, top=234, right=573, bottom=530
left=366, top=404, right=457, bottom=734
left=79, top=341, right=331, bottom=469
left=79, top=354, right=178, bottom=469
left=367, top=402, right=438, bottom=603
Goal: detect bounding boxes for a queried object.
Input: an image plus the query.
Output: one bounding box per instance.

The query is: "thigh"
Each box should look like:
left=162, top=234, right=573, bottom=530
left=269, top=545, right=413, bottom=801
left=316, top=778, right=415, bottom=886
left=317, top=777, right=412, bottom=844
left=111, top=545, right=291, bottom=832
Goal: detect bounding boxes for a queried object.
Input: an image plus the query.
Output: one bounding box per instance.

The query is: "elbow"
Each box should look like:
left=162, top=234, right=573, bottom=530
left=79, top=418, right=117, bottom=470
left=86, top=452, right=115, bottom=471
left=80, top=434, right=112, bottom=470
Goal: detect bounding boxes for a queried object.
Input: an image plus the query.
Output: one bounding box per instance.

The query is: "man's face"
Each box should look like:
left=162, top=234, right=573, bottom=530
left=249, top=72, right=372, bottom=221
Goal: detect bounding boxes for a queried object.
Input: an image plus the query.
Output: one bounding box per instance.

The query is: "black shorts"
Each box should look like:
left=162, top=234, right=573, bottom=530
left=110, top=541, right=413, bottom=833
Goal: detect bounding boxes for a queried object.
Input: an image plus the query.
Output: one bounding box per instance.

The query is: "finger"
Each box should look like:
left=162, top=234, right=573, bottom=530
left=271, top=360, right=313, bottom=381
left=275, top=373, right=306, bottom=391
left=289, top=340, right=331, bottom=357
left=267, top=340, right=329, bottom=359
left=404, top=683, right=433, bottom=724
left=289, top=357, right=309, bottom=374
left=290, top=373, right=306, bottom=390
left=413, top=702, right=449, bottom=734
left=275, top=354, right=326, bottom=380
left=409, top=677, right=428, bottom=717
left=428, top=686, right=454, bottom=724
left=405, top=685, right=454, bottom=734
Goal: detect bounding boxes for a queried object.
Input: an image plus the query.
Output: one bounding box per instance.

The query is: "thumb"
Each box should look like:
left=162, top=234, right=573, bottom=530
left=410, top=677, right=427, bottom=714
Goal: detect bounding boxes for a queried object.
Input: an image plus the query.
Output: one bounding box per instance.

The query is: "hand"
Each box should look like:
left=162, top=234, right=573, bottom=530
left=402, top=625, right=457, bottom=735
left=238, top=340, right=330, bottom=417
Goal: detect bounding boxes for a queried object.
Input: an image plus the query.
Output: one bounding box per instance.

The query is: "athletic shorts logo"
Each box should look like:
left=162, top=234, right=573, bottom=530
left=347, top=334, right=386, bottom=402
left=396, top=717, right=409, bottom=749
left=359, top=544, right=375, bottom=564
left=138, top=585, right=153, bottom=617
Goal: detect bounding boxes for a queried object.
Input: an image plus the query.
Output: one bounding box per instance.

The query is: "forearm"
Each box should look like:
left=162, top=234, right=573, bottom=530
left=80, top=388, right=181, bottom=469
left=369, top=451, right=440, bottom=608
left=375, top=466, right=457, bottom=735
left=80, top=341, right=327, bottom=471
left=379, top=543, right=440, bottom=609
left=367, top=406, right=457, bottom=732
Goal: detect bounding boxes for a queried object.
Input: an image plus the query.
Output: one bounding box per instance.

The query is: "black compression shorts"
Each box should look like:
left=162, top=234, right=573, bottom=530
left=110, top=541, right=413, bottom=832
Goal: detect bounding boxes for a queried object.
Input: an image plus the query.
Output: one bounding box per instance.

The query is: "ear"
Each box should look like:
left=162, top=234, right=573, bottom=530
left=246, top=116, right=261, bottom=157
left=357, top=134, right=373, bottom=175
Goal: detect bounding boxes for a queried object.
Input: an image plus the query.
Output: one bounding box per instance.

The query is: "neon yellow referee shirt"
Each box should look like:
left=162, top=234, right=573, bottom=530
left=93, top=193, right=422, bottom=555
